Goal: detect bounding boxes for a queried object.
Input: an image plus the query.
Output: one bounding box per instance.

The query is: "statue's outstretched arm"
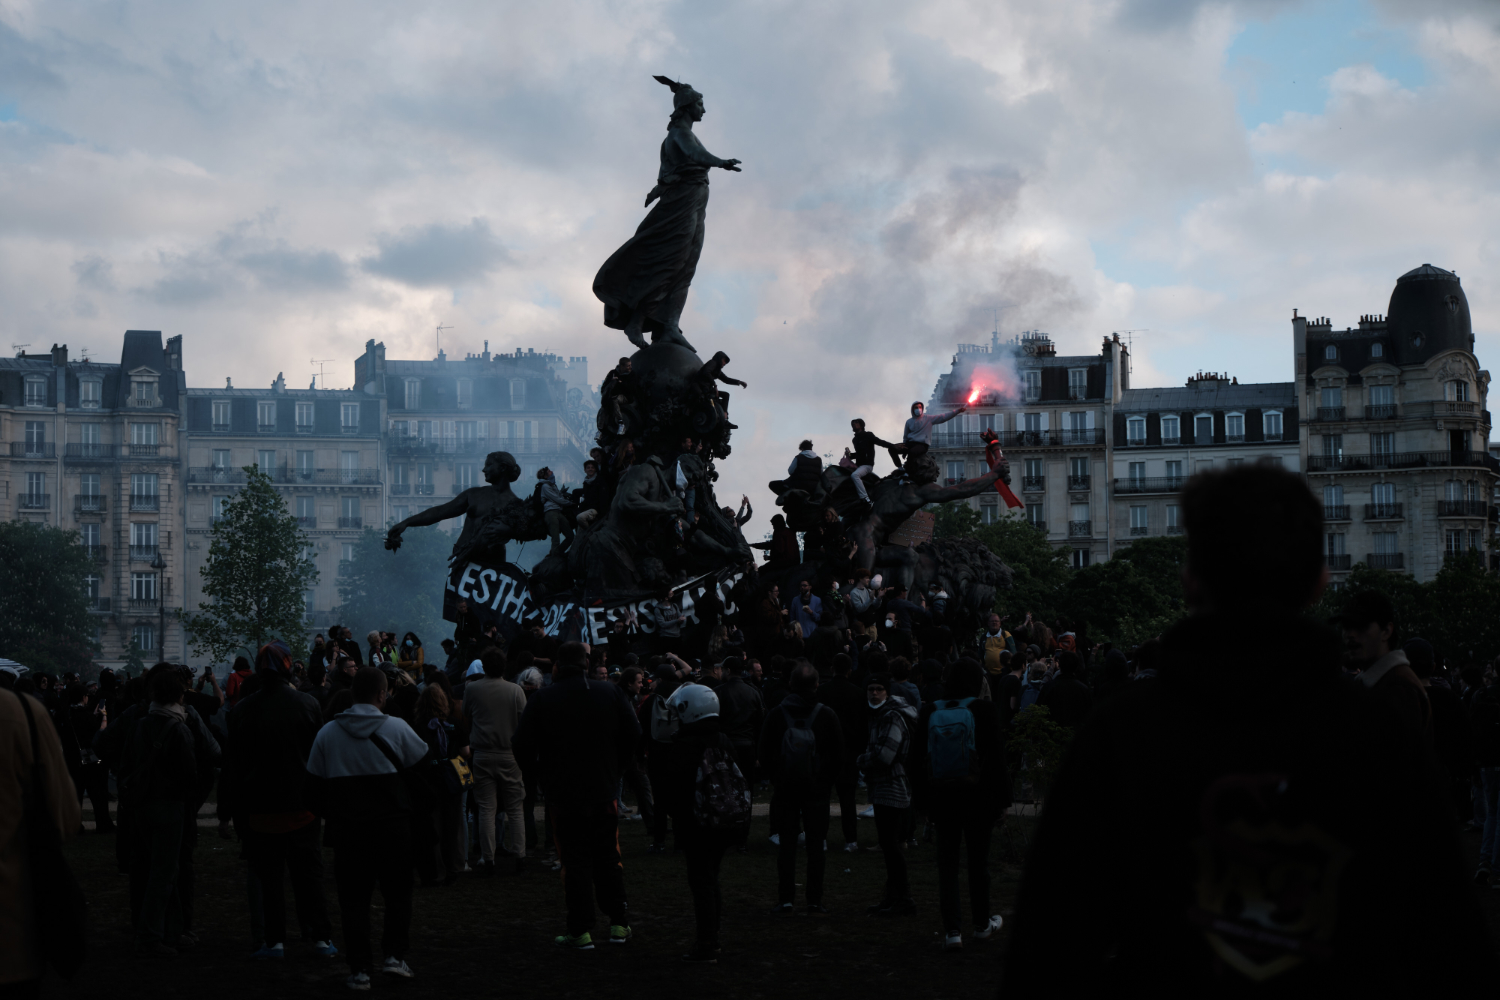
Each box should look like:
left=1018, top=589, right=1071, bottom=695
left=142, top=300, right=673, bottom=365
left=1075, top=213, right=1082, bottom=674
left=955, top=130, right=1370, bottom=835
left=386, top=494, right=470, bottom=550
left=674, top=129, right=740, bottom=171
left=914, top=468, right=1001, bottom=504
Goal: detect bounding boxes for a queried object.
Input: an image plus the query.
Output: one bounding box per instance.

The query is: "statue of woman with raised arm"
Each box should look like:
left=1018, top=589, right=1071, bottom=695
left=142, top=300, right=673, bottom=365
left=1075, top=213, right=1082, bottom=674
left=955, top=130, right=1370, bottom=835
left=593, top=75, right=742, bottom=354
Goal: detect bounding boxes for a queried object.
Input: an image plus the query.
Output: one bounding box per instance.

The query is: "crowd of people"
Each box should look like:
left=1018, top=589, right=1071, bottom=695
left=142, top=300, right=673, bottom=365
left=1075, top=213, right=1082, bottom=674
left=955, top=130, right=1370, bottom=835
left=3, top=463, right=1499, bottom=993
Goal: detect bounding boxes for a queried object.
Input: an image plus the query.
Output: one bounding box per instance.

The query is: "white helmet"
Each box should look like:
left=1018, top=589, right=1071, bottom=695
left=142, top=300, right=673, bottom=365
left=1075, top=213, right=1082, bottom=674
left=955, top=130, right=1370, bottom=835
left=668, top=683, right=720, bottom=725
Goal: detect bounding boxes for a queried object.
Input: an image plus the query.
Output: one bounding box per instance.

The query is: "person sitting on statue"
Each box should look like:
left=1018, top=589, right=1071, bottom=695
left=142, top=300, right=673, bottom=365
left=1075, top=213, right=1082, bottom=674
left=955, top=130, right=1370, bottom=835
left=576, top=460, right=609, bottom=530
left=895, top=401, right=969, bottom=470
left=720, top=494, right=752, bottom=528
left=696, top=350, right=747, bottom=430
left=674, top=436, right=706, bottom=529
left=535, top=467, right=576, bottom=556
left=767, top=513, right=800, bottom=567
left=770, top=440, right=822, bottom=499
left=849, top=418, right=899, bottom=507
left=599, top=357, right=636, bottom=436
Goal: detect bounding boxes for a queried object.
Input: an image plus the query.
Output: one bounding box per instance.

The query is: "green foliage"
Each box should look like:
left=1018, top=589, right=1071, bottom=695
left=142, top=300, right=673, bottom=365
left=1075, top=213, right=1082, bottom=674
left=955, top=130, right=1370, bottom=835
left=182, top=466, right=318, bottom=664
left=1113, top=535, right=1188, bottom=611
left=929, top=501, right=983, bottom=540
left=1006, top=704, right=1072, bottom=800
left=1058, top=555, right=1186, bottom=648
left=1315, top=552, right=1500, bottom=665
left=973, top=517, right=1070, bottom=620
left=124, top=637, right=147, bottom=675
left=335, top=526, right=451, bottom=646
left=0, top=520, right=99, bottom=674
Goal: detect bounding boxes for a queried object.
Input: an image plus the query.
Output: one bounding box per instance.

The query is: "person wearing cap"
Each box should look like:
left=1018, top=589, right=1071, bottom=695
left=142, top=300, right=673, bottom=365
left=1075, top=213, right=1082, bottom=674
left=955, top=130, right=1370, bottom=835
left=222, top=641, right=337, bottom=961
left=462, top=650, right=527, bottom=876
left=1339, top=589, right=1429, bottom=737
left=307, top=667, right=428, bottom=988
left=1004, top=464, right=1491, bottom=992
left=657, top=683, right=747, bottom=963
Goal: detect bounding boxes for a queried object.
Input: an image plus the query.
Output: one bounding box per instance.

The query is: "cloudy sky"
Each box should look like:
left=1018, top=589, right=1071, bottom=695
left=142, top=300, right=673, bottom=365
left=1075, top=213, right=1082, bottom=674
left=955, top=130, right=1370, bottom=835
left=2, top=0, right=1498, bottom=534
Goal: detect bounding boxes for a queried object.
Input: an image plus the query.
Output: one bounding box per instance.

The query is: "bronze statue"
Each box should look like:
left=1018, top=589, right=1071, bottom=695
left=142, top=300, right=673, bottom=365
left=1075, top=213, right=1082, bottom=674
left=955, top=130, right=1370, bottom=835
left=847, top=453, right=1006, bottom=575
left=384, top=451, right=545, bottom=576
left=593, top=76, right=741, bottom=354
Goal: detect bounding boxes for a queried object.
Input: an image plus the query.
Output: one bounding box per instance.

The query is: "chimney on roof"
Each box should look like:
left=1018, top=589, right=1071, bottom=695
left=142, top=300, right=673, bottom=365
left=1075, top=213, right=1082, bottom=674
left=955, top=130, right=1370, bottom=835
left=272, top=372, right=285, bottom=393
left=226, top=377, right=233, bottom=389
left=51, top=344, right=67, bottom=367
left=483, top=340, right=490, bottom=362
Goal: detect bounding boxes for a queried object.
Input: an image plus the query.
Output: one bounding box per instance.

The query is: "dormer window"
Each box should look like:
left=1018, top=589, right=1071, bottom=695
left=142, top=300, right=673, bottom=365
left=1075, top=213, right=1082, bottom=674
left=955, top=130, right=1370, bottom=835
left=457, top=379, right=473, bottom=407
left=509, top=379, right=527, bottom=410
left=130, top=374, right=159, bottom=406
left=79, top=378, right=102, bottom=408
left=1323, top=345, right=1338, bottom=361
left=1370, top=342, right=1384, bottom=358
left=24, top=377, right=46, bottom=407
left=404, top=379, right=421, bottom=409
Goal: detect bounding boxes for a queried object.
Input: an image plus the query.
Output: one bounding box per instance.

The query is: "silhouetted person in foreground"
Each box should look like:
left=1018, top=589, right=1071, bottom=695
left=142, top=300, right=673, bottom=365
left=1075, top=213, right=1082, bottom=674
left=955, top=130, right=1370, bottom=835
left=1003, top=465, right=1494, bottom=993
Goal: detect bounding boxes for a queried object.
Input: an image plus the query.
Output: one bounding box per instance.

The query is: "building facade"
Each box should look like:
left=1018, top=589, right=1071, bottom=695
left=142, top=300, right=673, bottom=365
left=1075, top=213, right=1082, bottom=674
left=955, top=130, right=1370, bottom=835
left=1298, top=263, right=1496, bottom=583
left=1110, top=376, right=1300, bottom=543
left=928, top=330, right=1128, bottom=567
left=0, top=334, right=187, bottom=664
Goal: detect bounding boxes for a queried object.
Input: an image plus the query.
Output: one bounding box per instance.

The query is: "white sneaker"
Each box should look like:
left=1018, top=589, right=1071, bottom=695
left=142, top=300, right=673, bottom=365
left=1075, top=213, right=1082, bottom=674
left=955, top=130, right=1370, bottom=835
left=769, top=833, right=781, bottom=846
left=345, top=972, right=371, bottom=991
left=943, top=932, right=963, bottom=952
left=972, top=915, right=1004, bottom=940
left=381, top=957, right=414, bottom=978
left=843, top=842, right=859, bottom=853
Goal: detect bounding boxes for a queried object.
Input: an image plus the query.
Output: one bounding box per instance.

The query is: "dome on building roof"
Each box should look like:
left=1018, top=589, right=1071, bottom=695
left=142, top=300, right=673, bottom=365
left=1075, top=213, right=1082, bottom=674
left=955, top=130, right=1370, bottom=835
left=1386, top=263, right=1470, bottom=363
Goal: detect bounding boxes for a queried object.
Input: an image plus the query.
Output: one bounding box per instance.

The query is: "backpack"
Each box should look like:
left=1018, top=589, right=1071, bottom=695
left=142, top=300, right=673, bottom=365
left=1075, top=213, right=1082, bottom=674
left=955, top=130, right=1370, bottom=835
left=693, top=745, right=752, bottom=829
left=927, top=698, right=979, bottom=783
left=779, top=703, right=824, bottom=787
left=649, top=695, right=679, bottom=743
left=1018, top=677, right=1044, bottom=712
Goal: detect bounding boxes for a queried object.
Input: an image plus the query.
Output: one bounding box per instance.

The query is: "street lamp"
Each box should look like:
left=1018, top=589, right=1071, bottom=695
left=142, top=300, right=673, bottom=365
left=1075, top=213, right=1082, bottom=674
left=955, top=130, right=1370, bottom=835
left=150, top=549, right=167, bottom=662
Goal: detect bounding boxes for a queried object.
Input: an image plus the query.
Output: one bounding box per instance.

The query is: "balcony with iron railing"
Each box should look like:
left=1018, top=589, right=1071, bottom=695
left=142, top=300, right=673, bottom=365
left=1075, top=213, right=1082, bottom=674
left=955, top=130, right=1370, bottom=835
left=257, top=423, right=277, bottom=433
left=1161, top=436, right=1181, bottom=446
left=127, top=443, right=165, bottom=458
left=1326, top=554, right=1352, bottom=570
left=295, top=516, right=317, bottom=529
left=337, top=516, right=363, bottom=529
left=1225, top=434, right=1246, bottom=444
left=211, top=422, right=231, bottom=432
left=1113, top=477, right=1184, bottom=495
left=1364, top=503, right=1403, bottom=520
left=1365, top=404, right=1398, bottom=420
left=186, top=467, right=381, bottom=486
left=1008, top=429, right=1107, bottom=449
left=1129, top=525, right=1149, bottom=536
left=295, top=423, right=315, bottom=434
left=65, top=443, right=116, bottom=461
left=17, top=493, right=48, bottom=510
left=1438, top=500, right=1489, bottom=518
left=389, top=484, right=411, bottom=495
left=1021, top=476, right=1045, bottom=492
left=1307, top=450, right=1500, bottom=473
left=130, top=544, right=160, bottom=561
left=1166, top=524, right=1185, bottom=535
left=1323, top=505, right=1350, bottom=521
left=1068, top=475, right=1091, bottom=491
left=1068, top=520, right=1092, bottom=538
left=1366, top=553, right=1404, bottom=570
left=415, top=483, right=435, bottom=496
left=129, top=597, right=160, bottom=610
left=130, top=494, right=161, bottom=512
left=11, top=442, right=55, bottom=458
left=75, top=494, right=107, bottom=514
left=1314, top=407, right=1346, bottom=422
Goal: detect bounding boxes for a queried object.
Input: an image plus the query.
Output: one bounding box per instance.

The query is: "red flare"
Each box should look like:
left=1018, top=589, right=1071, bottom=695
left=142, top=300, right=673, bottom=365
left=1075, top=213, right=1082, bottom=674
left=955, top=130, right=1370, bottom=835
left=967, top=386, right=981, bottom=404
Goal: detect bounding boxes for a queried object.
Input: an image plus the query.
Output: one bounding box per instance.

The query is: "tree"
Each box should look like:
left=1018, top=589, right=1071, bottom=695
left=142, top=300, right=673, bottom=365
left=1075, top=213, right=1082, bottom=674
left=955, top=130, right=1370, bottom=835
left=182, top=466, right=318, bottom=664
left=1057, top=558, right=1182, bottom=649
left=930, top=501, right=983, bottom=540
left=1113, top=535, right=1188, bottom=613
left=0, top=521, right=98, bottom=674
left=336, top=525, right=452, bottom=648
left=973, top=517, right=1071, bottom=621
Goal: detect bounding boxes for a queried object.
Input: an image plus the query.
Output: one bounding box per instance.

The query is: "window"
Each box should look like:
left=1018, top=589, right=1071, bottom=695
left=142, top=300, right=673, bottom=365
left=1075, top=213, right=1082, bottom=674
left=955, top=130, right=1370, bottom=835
left=258, top=449, right=277, bottom=472
left=1225, top=413, right=1244, bottom=442
left=1324, top=484, right=1344, bottom=505
left=509, top=379, right=528, bottom=410
left=131, top=572, right=158, bottom=601
left=1126, top=416, right=1146, bottom=445
left=1025, top=458, right=1044, bottom=479
left=1068, top=411, right=1087, bottom=433
left=130, top=474, right=159, bottom=511
left=1320, top=386, right=1342, bottom=409
left=457, top=421, right=477, bottom=449
left=1130, top=506, right=1148, bottom=535
left=392, top=505, right=410, bottom=522
left=296, top=496, right=315, bottom=520
left=405, top=379, right=421, bottom=409
left=84, top=573, right=101, bottom=601
left=296, top=450, right=314, bottom=478
left=80, top=423, right=101, bottom=452
left=1322, top=435, right=1343, bottom=461
left=80, top=474, right=100, bottom=499
left=1373, top=531, right=1399, bottom=555
left=131, top=523, right=158, bottom=559
left=979, top=413, right=997, bottom=434
left=212, top=400, right=230, bottom=431
left=257, top=401, right=276, bottom=430
left=340, top=451, right=359, bottom=483
left=1450, top=380, right=1470, bottom=402
left=1071, top=549, right=1091, bottom=569
left=341, top=542, right=356, bottom=563
left=1128, top=461, right=1145, bottom=483
left=1166, top=504, right=1180, bottom=530
left=391, top=463, right=408, bottom=487
left=341, top=403, right=360, bottom=431
left=1371, top=432, right=1395, bottom=460
left=24, top=420, right=45, bottom=455
left=1165, top=460, right=1183, bottom=483
left=1023, top=370, right=1041, bottom=402
left=1071, top=501, right=1090, bottom=522
left=132, top=378, right=156, bottom=404
left=416, top=420, right=432, bottom=444
left=341, top=497, right=360, bottom=520
left=1369, top=385, right=1393, bottom=407
left=979, top=503, right=999, bottom=526
left=456, top=463, right=478, bottom=490
left=1445, top=530, right=1463, bottom=556
left=1194, top=414, right=1213, bottom=445
left=211, top=496, right=230, bottom=521
left=1470, top=530, right=1483, bottom=551
left=1263, top=411, right=1283, bottom=440
left=23, top=471, right=45, bottom=505
left=1327, top=533, right=1345, bottom=555
left=1160, top=415, right=1180, bottom=444
left=416, top=463, right=432, bottom=487
left=1467, top=480, right=1482, bottom=503
left=1444, top=479, right=1462, bottom=502
left=1070, top=457, right=1089, bottom=478
left=24, top=377, right=46, bottom=407
left=1068, top=369, right=1087, bottom=398
left=296, top=402, right=314, bottom=431
left=132, top=625, right=156, bottom=653
left=946, top=461, right=965, bottom=482
left=1026, top=503, right=1044, bottom=526
left=79, top=379, right=101, bottom=408
left=457, top=379, right=473, bottom=407
left=131, top=422, right=159, bottom=447
left=1324, top=345, right=1337, bottom=361
left=1371, top=342, right=1384, bottom=358
left=212, top=448, right=231, bottom=469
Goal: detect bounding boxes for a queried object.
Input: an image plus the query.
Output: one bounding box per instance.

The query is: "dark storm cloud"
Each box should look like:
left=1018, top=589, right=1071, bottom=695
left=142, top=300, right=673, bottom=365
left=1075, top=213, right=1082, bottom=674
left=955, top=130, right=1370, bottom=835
left=239, top=246, right=349, bottom=291
left=361, top=219, right=512, bottom=288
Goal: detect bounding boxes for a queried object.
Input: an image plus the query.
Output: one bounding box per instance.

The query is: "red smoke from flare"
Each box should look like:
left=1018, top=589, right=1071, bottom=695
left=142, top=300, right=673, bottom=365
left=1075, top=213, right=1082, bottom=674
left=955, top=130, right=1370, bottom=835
left=967, top=386, right=982, bottom=404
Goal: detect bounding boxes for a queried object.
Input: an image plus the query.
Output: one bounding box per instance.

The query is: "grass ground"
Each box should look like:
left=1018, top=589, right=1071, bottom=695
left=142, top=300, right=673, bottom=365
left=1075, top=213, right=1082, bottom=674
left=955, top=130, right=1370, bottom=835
left=42, top=809, right=1031, bottom=1000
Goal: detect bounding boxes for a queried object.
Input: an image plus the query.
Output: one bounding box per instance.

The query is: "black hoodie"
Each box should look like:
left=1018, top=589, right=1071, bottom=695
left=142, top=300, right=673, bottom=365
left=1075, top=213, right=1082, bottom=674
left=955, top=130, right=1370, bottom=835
left=1003, top=612, right=1493, bottom=994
